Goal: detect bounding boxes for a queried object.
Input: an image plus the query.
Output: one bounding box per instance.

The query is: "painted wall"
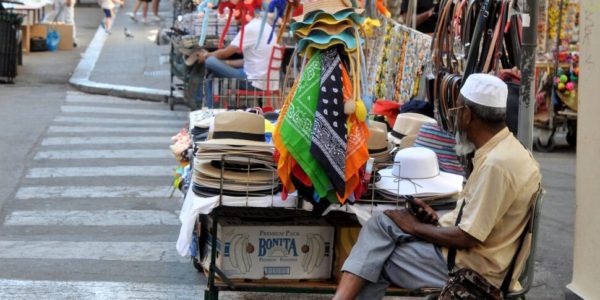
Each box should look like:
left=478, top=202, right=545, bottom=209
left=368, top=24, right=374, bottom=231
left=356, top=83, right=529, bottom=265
left=566, top=0, right=600, bottom=298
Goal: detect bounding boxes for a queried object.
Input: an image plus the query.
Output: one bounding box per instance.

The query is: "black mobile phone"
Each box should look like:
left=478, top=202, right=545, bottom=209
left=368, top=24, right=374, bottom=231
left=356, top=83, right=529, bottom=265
left=405, top=196, right=421, bottom=215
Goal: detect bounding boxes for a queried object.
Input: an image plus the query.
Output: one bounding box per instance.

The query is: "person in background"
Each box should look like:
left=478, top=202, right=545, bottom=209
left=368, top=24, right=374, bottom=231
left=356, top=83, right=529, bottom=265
left=99, top=0, right=122, bottom=34
left=129, top=0, right=152, bottom=22
left=194, top=12, right=277, bottom=108
left=151, top=0, right=161, bottom=21
left=43, top=0, right=77, bottom=47
left=400, top=0, right=438, bottom=34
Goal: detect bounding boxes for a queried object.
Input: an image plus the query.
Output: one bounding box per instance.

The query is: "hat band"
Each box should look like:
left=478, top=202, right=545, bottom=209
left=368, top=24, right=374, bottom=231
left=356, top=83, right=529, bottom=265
left=369, top=146, right=389, bottom=154
left=212, top=131, right=265, bottom=142
left=390, top=130, right=406, bottom=140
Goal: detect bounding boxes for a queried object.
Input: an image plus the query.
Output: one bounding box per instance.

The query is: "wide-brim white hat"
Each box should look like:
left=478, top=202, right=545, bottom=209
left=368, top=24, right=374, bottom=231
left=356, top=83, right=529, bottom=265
left=375, top=168, right=463, bottom=197
left=374, top=147, right=463, bottom=197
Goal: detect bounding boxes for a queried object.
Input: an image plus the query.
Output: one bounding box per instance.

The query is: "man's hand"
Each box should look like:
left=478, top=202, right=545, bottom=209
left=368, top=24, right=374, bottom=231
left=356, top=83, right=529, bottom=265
left=384, top=209, right=420, bottom=235
left=197, top=50, right=209, bottom=64
left=410, top=198, right=439, bottom=225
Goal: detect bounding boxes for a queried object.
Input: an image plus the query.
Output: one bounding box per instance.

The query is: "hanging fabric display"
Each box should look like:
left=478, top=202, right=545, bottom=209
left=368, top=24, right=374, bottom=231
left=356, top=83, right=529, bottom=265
left=274, top=0, right=369, bottom=205
left=364, top=17, right=432, bottom=104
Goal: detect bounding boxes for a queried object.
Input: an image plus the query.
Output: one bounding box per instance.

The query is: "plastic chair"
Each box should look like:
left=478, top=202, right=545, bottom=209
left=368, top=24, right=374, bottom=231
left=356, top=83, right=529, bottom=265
left=421, top=189, right=545, bottom=300
left=235, top=44, right=284, bottom=108
left=505, top=189, right=545, bottom=300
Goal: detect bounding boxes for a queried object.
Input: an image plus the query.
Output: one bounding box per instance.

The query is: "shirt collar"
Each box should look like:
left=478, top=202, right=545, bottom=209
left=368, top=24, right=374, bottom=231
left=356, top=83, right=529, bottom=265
left=473, top=127, right=511, bottom=162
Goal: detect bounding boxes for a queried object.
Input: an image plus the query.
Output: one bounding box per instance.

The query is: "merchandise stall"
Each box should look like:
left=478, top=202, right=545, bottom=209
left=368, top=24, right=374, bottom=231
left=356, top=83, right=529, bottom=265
left=533, top=0, right=579, bottom=151
left=167, top=0, right=529, bottom=298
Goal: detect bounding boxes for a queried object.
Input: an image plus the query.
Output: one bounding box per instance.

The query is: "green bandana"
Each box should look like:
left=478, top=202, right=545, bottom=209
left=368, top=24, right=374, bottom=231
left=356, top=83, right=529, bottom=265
left=279, top=51, right=332, bottom=197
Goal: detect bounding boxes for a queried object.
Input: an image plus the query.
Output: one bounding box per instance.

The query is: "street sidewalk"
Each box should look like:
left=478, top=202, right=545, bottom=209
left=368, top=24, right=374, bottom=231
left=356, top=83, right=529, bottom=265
left=70, top=0, right=177, bottom=102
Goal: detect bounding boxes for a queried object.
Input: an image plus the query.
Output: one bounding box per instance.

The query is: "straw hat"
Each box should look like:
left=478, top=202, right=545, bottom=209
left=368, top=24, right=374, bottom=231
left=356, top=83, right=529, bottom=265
left=293, top=0, right=363, bottom=22
left=292, top=9, right=365, bottom=28
left=375, top=147, right=464, bottom=197
left=200, top=111, right=268, bottom=147
left=294, top=20, right=354, bottom=38
left=387, top=113, right=437, bottom=148
left=297, top=29, right=361, bottom=53
left=368, top=121, right=392, bottom=163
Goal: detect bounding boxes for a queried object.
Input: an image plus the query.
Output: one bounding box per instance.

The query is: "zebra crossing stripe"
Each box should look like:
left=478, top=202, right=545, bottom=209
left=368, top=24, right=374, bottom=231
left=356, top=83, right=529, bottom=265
left=0, top=241, right=187, bottom=262
left=54, top=116, right=183, bottom=126
left=48, top=126, right=177, bottom=134
left=61, top=106, right=187, bottom=117
left=34, top=149, right=172, bottom=160
left=41, top=136, right=170, bottom=145
left=26, top=166, right=173, bottom=178
left=0, top=279, right=202, bottom=300
left=4, top=210, right=180, bottom=226
left=15, top=186, right=169, bottom=200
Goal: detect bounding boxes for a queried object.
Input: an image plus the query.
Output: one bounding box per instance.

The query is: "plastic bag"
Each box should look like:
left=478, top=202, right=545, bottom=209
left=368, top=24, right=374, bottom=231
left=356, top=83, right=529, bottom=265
left=46, top=29, right=60, bottom=52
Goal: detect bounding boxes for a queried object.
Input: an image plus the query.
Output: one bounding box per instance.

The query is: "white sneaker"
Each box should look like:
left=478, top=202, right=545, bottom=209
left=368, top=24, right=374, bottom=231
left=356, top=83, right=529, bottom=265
left=151, top=15, right=161, bottom=22
left=142, top=17, right=148, bottom=23
left=128, top=12, right=138, bottom=22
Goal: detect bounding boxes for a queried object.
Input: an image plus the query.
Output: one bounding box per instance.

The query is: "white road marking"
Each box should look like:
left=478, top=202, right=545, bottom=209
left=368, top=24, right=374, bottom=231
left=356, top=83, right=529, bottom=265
left=0, top=279, right=201, bottom=300
left=48, top=126, right=176, bottom=134
left=41, top=136, right=170, bottom=145
left=26, top=166, right=173, bottom=178
left=0, top=241, right=187, bottom=262
left=4, top=210, right=180, bottom=226
left=61, top=106, right=187, bottom=117
left=34, top=149, right=172, bottom=160
left=65, top=96, right=166, bottom=106
left=54, top=116, right=183, bottom=126
left=15, top=186, right=169, bottom=200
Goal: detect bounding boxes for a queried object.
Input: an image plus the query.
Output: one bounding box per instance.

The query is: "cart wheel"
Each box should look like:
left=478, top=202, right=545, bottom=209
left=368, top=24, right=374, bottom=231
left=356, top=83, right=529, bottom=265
left=191, top=256, right=203, bottom=272
left=534, top=136, right=555, bottom=152
left=168, top=96, right=175, bottom=111
left=566, top=131, right=577, bottom=147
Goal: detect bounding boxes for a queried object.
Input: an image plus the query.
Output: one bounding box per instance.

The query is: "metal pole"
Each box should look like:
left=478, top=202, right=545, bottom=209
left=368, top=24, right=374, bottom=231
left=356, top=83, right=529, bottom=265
left=517, top=0, right=540, bottom=149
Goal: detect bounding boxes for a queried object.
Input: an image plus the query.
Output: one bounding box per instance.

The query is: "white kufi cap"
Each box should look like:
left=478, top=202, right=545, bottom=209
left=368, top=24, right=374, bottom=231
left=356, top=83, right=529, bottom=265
left=460, top=74, right=508, bottom=108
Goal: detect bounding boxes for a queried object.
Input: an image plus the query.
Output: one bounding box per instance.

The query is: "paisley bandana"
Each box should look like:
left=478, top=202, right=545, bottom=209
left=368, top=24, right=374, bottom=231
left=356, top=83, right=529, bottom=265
left=278, top=51, right=332, bottom=198
left=310, top=47, right=347, bottom=197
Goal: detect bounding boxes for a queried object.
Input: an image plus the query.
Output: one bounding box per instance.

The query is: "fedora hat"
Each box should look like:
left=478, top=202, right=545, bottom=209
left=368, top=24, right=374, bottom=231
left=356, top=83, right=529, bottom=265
left=375, top=147, right=464, bottom=197
left=193, top=159, right=276, bottom=183
left=413, top=123, right=465, bottom=176
left=200, top=111, right=268, bottom=147
left=293, top=0, right=363, bottom=22
left=387, top=113, right=437, bottom=148
left=368, top=121, right=392, bottom=162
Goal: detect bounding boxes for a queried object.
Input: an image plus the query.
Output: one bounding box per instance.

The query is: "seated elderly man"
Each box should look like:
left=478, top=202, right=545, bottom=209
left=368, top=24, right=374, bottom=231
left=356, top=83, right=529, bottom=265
left=333, top=74, right=541, bottom=299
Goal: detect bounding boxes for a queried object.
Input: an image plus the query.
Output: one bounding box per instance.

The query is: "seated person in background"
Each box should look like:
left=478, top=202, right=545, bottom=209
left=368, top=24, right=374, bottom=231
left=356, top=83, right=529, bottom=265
left=196, top=12, right=277, bottom=108
left=400, top=0, right=438, bottom=34
left=333, top=74, right=542, bottom=299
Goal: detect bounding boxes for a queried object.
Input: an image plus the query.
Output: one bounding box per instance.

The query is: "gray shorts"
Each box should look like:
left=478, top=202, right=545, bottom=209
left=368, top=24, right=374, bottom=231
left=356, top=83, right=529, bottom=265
left=341, top=213, right=449, bottom=299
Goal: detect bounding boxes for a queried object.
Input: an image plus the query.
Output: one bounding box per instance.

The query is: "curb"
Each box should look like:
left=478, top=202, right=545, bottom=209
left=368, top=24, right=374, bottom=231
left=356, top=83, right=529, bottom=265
left=69, top=25, right=179, bottom=102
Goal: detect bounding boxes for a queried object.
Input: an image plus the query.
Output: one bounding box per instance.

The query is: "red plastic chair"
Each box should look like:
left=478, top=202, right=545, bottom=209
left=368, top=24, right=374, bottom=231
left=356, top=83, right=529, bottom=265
left=235, top=44, right=285, bottom=108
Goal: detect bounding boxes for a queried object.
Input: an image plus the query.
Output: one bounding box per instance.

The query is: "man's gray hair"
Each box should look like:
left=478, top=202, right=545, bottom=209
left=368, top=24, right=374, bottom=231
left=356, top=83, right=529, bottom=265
left=462, top=96, right=506, bottom=124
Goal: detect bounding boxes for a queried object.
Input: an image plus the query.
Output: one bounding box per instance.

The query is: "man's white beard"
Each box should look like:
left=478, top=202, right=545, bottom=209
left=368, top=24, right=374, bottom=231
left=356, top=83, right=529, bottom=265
left=455, top=130, right=475, bottom=156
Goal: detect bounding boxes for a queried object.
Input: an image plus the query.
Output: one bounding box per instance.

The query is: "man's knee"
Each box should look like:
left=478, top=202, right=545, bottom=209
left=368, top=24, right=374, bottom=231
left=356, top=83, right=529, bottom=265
left=205, top=56, right=220, bottom=70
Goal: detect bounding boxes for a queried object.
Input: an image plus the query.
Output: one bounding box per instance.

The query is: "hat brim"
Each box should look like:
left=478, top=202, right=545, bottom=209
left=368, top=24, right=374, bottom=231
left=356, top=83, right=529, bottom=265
left=293, top=8, right=364, bottom=23
left=194, top=159, right=277, bottom=183
left=199, top=138, right=269, bottom=148
left=375, top=168, right=463, bottom=197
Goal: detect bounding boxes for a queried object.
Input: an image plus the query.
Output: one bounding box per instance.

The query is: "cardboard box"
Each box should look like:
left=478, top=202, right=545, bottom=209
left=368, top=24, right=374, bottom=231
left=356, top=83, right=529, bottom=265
left=202, top=217, right=334, bottom=280
left=333, top=225, right=362, bottom=282
left=30, top=23, right=73, bottom=51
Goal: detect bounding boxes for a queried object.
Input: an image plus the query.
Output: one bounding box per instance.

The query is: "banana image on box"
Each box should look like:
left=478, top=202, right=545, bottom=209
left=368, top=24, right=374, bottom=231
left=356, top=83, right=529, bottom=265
left=228, top=233, right=253, bottom=274
left=301, top=234, right=326, bottom=274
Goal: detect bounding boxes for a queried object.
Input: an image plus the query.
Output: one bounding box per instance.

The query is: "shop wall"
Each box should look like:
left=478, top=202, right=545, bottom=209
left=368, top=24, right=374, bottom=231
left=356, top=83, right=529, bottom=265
left=567, top=0, right=600, bottom=298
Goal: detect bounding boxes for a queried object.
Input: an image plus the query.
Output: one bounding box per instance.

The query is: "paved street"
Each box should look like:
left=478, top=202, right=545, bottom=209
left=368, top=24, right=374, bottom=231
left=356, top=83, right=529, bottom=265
left=0, top=91, right=204, bottom=298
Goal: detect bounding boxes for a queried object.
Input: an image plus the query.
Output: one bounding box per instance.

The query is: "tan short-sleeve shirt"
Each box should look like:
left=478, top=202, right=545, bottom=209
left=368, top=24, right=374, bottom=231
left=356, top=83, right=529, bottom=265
left=439, top=128, right=541, bottom=290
